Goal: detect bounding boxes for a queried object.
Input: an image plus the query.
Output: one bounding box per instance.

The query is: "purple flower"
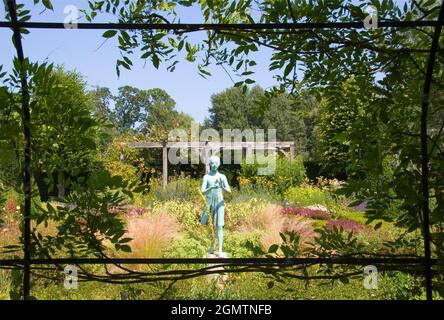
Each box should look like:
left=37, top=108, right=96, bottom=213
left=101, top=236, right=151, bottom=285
left=281, top=207, right=330, bottom=220
left=326, top=218, right=369, bottom=233
left=126, top=206, right=146, bottom=217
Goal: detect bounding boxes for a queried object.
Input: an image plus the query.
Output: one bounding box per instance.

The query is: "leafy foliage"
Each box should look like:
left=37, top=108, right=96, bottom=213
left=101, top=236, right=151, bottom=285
left=285, top=183, right=333, bottom=208
left=205, top=86, right=319, bottom=157
left=239, top=155, right=306, bottom=196
left=30, top=67, right=101, bottom=199
left=32, top=170, right=142, bottom=258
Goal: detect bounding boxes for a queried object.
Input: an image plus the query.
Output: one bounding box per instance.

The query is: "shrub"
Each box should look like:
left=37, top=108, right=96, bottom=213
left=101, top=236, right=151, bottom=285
left=149, top=200, right=201, bottom=229
left=273, top=156, right=306, bottom=194
left=101, top=136, right=152, bottom=183
left=148, top=176, right=201, bottom=203
left=104, top=160, right=140, bottom=184
left=220, top=231, right=262, bottom=258
left=226, top=198, right=271, bottom=229
left=122, top=213, right=180, bottom=258
left=285, top=184, right=333, bottom=207
left=239, top=155, right=306, bottom=196
left=313, top=176, right=342, bottom=192
left=381, top=272, right=423, bottom=300
left=162, top=234, right=207, bottom=259
left=236, top=205, right=315, bottom=251
left=230, top=183, right=278, bottom=204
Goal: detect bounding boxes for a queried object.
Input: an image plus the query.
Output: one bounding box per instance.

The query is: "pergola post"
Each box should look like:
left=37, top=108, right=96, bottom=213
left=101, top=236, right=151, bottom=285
left=119, top=143, right=125, bottom=164
left=289, top=145, right=295, bottom=161
left=162, top=144, right=168, bottom=189
left=6, top=0, right=31, bottom=300
left=419, top=1, right=444, bottom=301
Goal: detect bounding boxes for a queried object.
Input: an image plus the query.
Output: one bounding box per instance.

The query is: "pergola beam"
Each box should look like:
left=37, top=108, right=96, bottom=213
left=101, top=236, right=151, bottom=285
left=129, top=141, right=295, bottom=149
left=0, top=20, right=441, bottom=31
left=127, top=141, right=296, bottom=189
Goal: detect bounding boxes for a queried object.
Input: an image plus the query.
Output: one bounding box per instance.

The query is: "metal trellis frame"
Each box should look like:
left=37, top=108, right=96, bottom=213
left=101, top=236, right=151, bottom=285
left=0, top=0, right=443, bottom=300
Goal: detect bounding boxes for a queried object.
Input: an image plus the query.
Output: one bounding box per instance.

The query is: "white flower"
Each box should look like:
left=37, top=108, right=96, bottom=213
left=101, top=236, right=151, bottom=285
left=16, top=206, right=20, bottom=210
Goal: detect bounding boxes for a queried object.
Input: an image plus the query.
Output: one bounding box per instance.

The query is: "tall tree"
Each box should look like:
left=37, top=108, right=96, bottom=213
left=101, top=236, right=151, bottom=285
left=30, top=66, right=101, bottom=199
left=143, top=88, right=193, bottom=139
left=205, top=86, right=258, bottom=131
left=205, top=85, right=317, bottom=158
left=318, top=76, right=367, bottom=177
left=88, top=86, right=117, bottom=150
left=112, top=86, right=149, bottom=133
left=89, top=86, right=113, bottom=120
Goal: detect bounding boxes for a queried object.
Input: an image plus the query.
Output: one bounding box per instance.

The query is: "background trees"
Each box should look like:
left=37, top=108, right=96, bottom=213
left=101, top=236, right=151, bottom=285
left=29, top=67, right=101, bottom=199
left=205, top=85, right=321, bottom=160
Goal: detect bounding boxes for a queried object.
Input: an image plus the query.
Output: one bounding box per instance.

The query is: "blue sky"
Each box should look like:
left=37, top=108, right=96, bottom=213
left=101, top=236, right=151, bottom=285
left=0, top=0, right=278, bottom=122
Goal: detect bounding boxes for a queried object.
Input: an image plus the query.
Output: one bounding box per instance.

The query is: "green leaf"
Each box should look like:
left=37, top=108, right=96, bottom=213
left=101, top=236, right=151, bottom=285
left=118, top=245, right=132, bottom=253
left=332, top=132, right=348, bottom=143
left=42, top=0, right=53, bottom=10
left=283, top=61, right=295, bottom=78
left=267, top=281, right=274, bottom=289
left=178, top=40, right=184, bottom=51
left=268, top=244, right=279, bottom=253
left=339, top=277, right=349, bottom=284
left=103, top=30, right=118, bottom=38
left=186, top=42, right=192, bottom=53
left=152, top=55, right=160, bottom=69
left=133, top=186, right=145, bottom=193
left=121, top=31, right=130, bottom=43
left=374, top=222, right=383, bottom=230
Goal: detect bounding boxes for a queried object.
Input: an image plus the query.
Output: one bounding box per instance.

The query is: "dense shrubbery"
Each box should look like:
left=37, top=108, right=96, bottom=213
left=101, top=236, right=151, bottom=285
left=285, top=183, right=333, bottom=208
left=146, top=175, right=201, bottom=203
left=238, top=155, right=306, bottom=196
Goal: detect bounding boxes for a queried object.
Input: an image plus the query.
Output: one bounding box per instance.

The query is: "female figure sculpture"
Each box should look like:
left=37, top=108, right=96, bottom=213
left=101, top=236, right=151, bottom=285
left=201, top=155, right=231, bottom=257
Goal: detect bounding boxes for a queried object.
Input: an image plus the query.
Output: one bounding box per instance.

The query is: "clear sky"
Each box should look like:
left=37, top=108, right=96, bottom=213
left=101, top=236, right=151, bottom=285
left=0, top=0, right=278, bottom=122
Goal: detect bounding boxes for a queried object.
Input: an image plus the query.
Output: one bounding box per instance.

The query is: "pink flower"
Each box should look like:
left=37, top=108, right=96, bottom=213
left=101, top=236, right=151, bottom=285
left=5, top=198, right=17, bottom=214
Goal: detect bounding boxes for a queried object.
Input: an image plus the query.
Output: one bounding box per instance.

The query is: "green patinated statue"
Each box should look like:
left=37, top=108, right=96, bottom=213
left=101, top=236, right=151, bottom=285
left=200, top=155, right=231, bottom=257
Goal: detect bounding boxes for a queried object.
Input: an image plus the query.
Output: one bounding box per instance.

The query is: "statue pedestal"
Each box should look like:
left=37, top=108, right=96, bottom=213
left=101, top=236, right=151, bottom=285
left=217, top=252, right=228, bottom=258
left=205, top=253, right=229, bottom=289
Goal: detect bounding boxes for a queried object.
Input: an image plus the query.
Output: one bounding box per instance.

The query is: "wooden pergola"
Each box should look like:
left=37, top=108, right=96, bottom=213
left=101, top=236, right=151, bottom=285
left=127, top=141, right=295, bottom=188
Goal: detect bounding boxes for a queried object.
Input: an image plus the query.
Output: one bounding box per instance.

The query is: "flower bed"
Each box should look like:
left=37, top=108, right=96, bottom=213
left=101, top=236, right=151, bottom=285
left=326, top=218, right=370, bottom=233
left=281, top=206, right=330, bottom=220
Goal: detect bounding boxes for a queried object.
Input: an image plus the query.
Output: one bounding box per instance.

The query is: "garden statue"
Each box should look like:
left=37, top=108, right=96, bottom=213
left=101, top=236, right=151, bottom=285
left=201, top=155, right=231, bottom=257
